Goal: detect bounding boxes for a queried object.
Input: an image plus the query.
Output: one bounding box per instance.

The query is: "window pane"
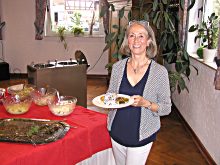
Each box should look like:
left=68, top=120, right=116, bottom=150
left=187, top=0, right=220, bottom=53
left=49, top=0, right=100, bottom=33
left=213, top=0, right=220, bottom=16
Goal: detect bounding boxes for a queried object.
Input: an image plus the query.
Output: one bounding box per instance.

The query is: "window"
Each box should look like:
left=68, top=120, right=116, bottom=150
left=187, top=0, right=220, bottom=53
left=45, top=0, right=104, bottom=36
left=203, top=0, right=220, bottom=21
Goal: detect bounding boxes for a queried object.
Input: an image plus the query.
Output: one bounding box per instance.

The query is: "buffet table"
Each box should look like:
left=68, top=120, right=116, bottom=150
left=0, top=104, right=113, bottom=165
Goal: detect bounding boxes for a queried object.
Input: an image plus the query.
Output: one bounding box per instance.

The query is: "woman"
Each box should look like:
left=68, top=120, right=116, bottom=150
left=107, top=20, right=172, bottom=165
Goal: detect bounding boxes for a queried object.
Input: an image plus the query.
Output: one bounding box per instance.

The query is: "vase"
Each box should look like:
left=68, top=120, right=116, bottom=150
left=203, top=48, right=217, bottom=63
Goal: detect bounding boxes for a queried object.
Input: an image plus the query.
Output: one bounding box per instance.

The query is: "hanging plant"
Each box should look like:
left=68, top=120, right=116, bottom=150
left=57, top=26, right=68, bottom=50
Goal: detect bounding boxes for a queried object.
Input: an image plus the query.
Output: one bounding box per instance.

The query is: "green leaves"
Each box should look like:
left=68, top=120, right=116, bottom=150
left=57, top=26, right=68, bottom=50
left=189, top=12, right=219, bottom=49
left=167, top=34, right=174, bottom=50
left=100, top=0, right=198, bottom=93
left=146, top=0, right=196, bottom=93
left=110, top=4, right=115, bottom=11
left=187, top=0, right=196, bottom=11
left=100, top=0, right=132, bottom=62
left=188, top=25, right=198, bottom=32
left=27, top=126, right=40, bottom=137
left=162, top=0, right=167, bottom=5
left=169, top=71, right=189, bottom=93
left=119, top=7, right=125, bottom=19
left=100, top=7, right=107, bottom=17
left=152, top=0, right=158, bottom=11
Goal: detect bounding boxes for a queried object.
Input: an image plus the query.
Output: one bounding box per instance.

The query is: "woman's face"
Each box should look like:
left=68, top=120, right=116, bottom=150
left=127, top=23, right=150, bottom=56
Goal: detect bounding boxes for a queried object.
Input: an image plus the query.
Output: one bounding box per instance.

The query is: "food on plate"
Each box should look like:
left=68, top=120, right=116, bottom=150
left=116, top=97, right=129, bottom=104
left=100, top=93, right=129, bottom=105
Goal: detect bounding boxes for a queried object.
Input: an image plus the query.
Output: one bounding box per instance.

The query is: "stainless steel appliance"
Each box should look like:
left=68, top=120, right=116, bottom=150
left=27, top=60, right=87, bottom=107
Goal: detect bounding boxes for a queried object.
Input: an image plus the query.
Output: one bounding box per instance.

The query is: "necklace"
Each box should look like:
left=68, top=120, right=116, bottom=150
left=129, top=58, right=149, bottom=74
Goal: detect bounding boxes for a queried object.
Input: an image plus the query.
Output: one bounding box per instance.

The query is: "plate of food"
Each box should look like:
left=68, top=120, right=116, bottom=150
left=92, top=93, right=134, bottom=109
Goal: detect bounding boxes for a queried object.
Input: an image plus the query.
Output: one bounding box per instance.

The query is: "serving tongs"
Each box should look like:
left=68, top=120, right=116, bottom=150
left=38, top=87, right=47, bottom=96
left=56, top=91, right=61, bottom=103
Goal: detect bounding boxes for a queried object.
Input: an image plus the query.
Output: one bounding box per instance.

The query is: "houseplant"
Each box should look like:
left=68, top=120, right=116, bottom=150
left=100, top=1, right=131, bottom=72
left=70, top=13, right=84, bottom=36
left=189, top=12, right=219, bottom=62
left=101, top=0, right=196, bottom=93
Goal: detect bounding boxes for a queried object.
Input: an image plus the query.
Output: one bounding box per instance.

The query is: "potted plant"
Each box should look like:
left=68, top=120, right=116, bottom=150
left=71, top=27, right=84, bottom=36
left=70, top=13, right=84, bottom=36
left=100, top=0, right=196, bottom=93
left=189, top=12, right=219, bottom=62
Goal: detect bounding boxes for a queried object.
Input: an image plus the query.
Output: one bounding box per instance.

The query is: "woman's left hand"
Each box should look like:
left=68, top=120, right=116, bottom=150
left=131, top=95, right=147, bottom=107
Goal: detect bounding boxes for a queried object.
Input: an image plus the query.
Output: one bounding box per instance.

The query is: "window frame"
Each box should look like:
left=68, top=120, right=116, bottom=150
left=44, top=0, right=105, bottom=37
left=186, top=0, right=219, bottom=69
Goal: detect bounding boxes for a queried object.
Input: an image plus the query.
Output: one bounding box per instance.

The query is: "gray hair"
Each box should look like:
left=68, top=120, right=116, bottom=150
left=119, top=20, right=157, bottom=58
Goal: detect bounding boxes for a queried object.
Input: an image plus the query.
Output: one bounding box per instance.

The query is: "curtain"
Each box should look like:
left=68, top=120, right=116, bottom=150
left=100, top=0, right=110, bottom=35
left=34, top=0, right=47, bottom=40
left=214, top=21, right=220, bottom=90
left=0, top=17, right=3, bottom=40
left=0, top=17, right=6, bottom=40
left=178, top=0, right=188, bottom=47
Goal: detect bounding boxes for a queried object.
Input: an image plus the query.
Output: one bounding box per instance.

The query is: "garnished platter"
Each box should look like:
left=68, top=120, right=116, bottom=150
left=0, top=118, right=70, bottom=145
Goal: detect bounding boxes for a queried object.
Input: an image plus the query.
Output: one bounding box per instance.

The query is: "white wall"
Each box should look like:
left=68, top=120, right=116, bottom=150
left=172, top=57, right=220, bottom=164
left=0, top=0, right=108, bottom=75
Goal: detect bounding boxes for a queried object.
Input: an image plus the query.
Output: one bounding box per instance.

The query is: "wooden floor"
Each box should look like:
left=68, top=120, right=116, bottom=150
left=0, top=77, right=208, bottom=165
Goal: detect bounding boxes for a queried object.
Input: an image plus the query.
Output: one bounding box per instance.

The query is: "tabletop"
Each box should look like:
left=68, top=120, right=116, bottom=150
left=0, top=103, right=111, bottom=165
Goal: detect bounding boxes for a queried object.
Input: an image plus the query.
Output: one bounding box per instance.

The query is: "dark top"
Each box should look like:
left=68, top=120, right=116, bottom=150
left=110, top=60, right=157, bottom=147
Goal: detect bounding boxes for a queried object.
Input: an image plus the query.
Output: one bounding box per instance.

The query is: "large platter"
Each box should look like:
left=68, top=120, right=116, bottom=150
left=0, top=118, right=70, bottom=145
left=92, top=94, right=134, bottom=109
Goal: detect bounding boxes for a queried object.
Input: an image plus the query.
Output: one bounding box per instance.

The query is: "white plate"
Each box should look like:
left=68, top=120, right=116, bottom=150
left=92, top=94, right=134, bottom=109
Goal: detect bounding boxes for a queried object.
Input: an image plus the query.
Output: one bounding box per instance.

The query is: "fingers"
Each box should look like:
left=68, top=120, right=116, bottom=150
left=131, top=95, right=141, bottom=107
left=131, top=95, right=147, bottom=107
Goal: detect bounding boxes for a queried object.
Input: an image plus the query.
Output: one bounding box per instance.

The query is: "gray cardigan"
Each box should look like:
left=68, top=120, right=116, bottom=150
left=107, top=58, right=171, bottom=141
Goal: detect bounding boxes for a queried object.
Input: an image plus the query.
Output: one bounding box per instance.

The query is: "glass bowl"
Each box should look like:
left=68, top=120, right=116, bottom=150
left=48, top=96, right=77, bottom=116
left=32, top=87, right=57, bottom=106
left=7, top=84, right=36, bottom=100
left=0, top=88, right=6, bottom=104
left=2, top=95, right=32, bottom=115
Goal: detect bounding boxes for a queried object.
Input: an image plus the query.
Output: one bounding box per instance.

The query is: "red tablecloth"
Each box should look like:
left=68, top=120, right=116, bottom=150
left=0, top=104, right=111, bottom=165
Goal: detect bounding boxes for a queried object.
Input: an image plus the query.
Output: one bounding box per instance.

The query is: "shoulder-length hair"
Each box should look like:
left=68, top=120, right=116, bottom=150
left=119, top=20, right=157, bottom=59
